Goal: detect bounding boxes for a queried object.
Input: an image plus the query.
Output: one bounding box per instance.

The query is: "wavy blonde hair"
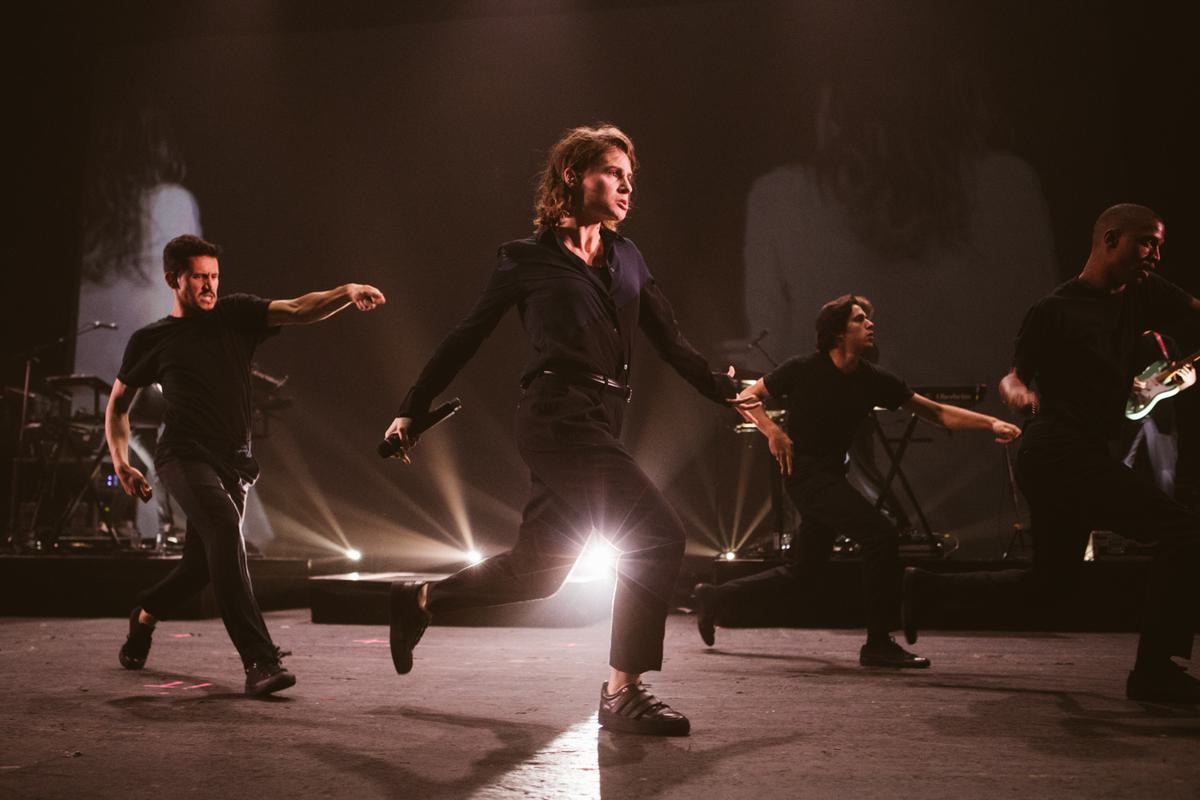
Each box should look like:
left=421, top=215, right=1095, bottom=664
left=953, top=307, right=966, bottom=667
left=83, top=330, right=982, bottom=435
left=532, top=123, right=637, bottom=233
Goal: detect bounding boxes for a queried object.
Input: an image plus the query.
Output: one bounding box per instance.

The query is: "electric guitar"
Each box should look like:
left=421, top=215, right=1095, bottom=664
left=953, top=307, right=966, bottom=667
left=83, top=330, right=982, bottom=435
left=1124, top=351, right=1200, bottom=420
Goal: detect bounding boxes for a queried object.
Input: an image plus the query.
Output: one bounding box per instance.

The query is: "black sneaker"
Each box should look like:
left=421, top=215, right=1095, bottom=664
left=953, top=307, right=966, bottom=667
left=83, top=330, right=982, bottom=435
left=859, top=636, right=931, bottom=669
left=693, top=583, right=718, bottom=647
left=1126, top=660, right=1200, bottom=704
left=118, top=607, right=154, bottom=670
left=390, top=582, right=432, bottom=675
left=245, top=649, right=296, bottom=696
left=598, top=681, right=690, bottom=736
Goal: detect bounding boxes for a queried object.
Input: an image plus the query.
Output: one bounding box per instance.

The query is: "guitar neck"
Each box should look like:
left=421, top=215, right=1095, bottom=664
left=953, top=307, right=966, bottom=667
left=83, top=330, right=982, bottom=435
left=1166, top=350, right=1200, bottom=376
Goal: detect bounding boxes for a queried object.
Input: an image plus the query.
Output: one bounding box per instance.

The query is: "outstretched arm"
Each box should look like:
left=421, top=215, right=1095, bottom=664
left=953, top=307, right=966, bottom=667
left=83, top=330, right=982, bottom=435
left=105, top=379, right=152, bottom=501
left=267, top=283, right=385, bottom=326
left=904, top=393, right=1021, bottom=443
left=731, top=378, right=793, bottom=474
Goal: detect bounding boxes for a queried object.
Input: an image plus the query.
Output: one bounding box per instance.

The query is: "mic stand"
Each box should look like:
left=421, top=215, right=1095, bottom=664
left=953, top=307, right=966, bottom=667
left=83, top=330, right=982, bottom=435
left=747, top=333, right=780, bottom=369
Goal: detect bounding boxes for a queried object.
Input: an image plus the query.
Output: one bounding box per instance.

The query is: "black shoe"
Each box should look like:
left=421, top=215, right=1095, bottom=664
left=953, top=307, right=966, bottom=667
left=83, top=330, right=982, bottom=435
left=693, top=583, right=718, bottom=647
left=389, top=582, right=432, bottom=675
left=245, top=649, right=296, bottom=696
left=598, top=682, right=690, bottom=736
left=1126, top=660, right=1200, bottom=703
left=860, top=636, right=931, bottom=669
left=118, top=607, right=154, bottom=670
left=901, top=567, right=936, bottom=645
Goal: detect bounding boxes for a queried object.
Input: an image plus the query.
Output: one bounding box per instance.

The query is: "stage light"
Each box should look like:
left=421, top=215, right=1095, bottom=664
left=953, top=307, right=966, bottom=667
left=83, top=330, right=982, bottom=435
left=465, top=549, right=483, bottom=565
left=345, top=548, right=362, bottom=562
left=569, top=535, right=620, bottom=582
left=723, top=550, right=737, bottom=561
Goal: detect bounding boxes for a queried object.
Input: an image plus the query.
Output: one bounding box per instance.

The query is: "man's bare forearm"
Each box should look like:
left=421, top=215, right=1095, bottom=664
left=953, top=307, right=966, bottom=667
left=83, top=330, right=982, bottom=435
left=275, top=285, right=355, bottom=324
left=105, top=396, right=133, bottom=470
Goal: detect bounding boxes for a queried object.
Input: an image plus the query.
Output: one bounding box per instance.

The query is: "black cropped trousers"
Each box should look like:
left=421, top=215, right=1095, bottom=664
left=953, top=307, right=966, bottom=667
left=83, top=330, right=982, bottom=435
left=427, top=375, right=687, bottom=674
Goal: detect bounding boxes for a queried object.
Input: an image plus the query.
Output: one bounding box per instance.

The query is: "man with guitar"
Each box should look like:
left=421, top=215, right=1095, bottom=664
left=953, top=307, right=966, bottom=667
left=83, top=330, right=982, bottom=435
left=903, top=204, right=1200, bottom=703
left=693, top=294, right=1020, bottom=668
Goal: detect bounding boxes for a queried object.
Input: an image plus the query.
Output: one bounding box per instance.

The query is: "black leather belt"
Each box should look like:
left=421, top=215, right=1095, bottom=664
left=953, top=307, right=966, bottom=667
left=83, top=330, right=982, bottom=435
left=531, top=369, right=632, bottom=402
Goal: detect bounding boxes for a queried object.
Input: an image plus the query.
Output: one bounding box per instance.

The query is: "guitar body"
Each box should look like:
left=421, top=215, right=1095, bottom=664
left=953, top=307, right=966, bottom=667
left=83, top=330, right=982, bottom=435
left=1125, top=359, right=1184, bottom=421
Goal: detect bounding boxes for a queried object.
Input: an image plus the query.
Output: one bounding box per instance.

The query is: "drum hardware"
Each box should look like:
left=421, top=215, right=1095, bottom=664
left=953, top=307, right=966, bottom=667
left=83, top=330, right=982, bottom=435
left=7, top=323, right=119, bottom=549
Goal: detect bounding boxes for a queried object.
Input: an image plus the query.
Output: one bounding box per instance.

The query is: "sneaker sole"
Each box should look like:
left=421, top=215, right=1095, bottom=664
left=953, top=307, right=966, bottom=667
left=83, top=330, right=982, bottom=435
left=599, top=708, right=690, bottom=736
left=859, top=655, right=931, bottom=669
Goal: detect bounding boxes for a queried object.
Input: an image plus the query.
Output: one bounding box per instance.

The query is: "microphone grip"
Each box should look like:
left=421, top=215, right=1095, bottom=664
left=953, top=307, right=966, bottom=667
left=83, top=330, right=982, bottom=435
left=378, top=398, right=463, bottom=458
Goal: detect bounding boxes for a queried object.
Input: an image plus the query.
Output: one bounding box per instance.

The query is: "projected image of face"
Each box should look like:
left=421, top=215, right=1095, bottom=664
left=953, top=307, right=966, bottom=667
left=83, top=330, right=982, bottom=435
left=172, top=255, right=219, bottom=315
left=576, top=148, right=633, bottom=225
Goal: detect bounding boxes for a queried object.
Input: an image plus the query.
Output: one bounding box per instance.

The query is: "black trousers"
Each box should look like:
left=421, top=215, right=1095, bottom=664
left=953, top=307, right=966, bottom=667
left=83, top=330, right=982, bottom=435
left=427, top=376, right=687, bottom=674
left=138, top=459, right=277, bottom=666
left=714, top=466, right=899, bottom=639
left=939, top=427, right=1199, bottom=662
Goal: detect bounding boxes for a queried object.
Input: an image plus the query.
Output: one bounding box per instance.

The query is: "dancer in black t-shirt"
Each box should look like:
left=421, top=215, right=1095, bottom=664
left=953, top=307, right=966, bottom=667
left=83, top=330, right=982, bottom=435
left=106, top=234, right=384, bottom=695
left=694, top=294, right=1020, bottom=667
left=903, top=204, right=1200, bottom=703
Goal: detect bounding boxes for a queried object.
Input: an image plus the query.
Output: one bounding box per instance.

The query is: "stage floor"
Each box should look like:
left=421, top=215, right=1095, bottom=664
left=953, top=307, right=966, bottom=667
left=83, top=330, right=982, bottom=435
left=1, top=611, right=1196, bottom=799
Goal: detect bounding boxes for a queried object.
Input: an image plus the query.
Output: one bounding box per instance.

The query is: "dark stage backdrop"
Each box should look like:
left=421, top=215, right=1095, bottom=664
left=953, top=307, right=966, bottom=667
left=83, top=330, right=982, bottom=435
left=12, top=0, right=1194, bottom=565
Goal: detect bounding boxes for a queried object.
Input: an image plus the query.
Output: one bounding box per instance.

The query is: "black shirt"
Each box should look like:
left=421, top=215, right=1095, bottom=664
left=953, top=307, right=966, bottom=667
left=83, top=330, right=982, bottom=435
left=764, top=352, right=913, bottom=475
left=1013, top=274, right=1193, bottom=442
left=398, top=228, right=732, bottom=416
left=117, top=293, right=277, bottom=478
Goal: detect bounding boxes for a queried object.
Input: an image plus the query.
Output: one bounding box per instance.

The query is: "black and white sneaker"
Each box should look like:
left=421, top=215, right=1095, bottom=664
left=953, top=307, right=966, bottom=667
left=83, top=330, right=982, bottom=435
left=598, top=682, right=690, bottom=736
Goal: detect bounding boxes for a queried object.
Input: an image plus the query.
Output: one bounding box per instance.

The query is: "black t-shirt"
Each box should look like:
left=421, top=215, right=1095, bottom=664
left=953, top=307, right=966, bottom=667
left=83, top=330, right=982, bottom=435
left=764, top=352, right=913, bottom=475
left=1013, top=274, right=1192, bottom=442
left=117, top=293, right=277, bottom=477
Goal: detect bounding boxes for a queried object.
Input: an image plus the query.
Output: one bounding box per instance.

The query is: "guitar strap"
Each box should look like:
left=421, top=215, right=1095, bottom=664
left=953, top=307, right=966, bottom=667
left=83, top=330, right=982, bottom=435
left=1144, top=329, right=1170, bottom=361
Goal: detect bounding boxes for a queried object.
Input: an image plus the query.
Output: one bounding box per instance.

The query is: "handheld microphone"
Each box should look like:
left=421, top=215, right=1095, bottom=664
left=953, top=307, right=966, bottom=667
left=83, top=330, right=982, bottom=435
left=378, top=398, right=463, bottom=458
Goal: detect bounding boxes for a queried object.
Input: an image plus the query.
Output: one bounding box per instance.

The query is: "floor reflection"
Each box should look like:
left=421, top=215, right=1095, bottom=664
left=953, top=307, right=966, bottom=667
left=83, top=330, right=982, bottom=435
left=468, top=714, right=600, bottom=800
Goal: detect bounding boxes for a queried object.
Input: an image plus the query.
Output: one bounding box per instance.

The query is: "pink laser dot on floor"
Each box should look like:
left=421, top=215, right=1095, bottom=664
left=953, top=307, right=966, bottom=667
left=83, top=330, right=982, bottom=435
left=171, top=634, right=193, bottom=638
left=144, top=681, right=184, bottom=689
left=353, top=638, right=388, bottom=644
left=183, top=683, right=212, bottom=690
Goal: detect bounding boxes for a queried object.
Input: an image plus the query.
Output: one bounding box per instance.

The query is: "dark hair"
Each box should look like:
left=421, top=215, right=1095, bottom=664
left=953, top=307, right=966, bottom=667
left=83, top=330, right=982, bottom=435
left=163, top=234, right=221, bottom=278
left=815, top=294, right=873, bottom=352
left=532, top=123, right=637, bottom=233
